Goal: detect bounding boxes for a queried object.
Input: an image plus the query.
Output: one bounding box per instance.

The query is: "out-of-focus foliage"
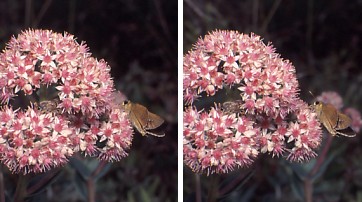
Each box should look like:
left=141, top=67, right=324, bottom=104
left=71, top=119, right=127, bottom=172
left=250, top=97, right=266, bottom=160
left=0, top=0, right=177, bottom=201
left=184, top=0, right=362, bottom=201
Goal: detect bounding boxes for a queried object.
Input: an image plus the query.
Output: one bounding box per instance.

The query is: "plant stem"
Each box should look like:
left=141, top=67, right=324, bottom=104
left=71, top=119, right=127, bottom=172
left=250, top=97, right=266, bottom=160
left=304, top=134, right=333, bottom=202
left=195, top=174, right=201, bottom=202
left=304, top=178, right=313, bottom=202
left=0, top=167, right=4, bottom=202
left=14, top=175, right=28, bottom=202
left=87, top=161, right=108, bottom=202
left=87, top=178, right=95, bottom=202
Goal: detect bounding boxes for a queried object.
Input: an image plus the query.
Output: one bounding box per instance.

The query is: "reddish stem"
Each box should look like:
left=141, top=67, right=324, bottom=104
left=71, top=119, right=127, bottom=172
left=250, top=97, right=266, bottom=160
left=309, top=134, right=333, bottom=177
left=87, top=178, right=95, bottom=202
left=304, top=134, right=333, bottom=202
left=0, top=167, right=4, bottom=202
left=87, top=161, right=108, bottom=202
left=195, top=174, right=201, bottom=202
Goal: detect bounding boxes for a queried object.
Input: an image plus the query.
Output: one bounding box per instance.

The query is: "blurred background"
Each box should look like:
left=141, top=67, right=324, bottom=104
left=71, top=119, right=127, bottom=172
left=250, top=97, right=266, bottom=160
left=0, top=0, right=177, bottom=201
left=184, top=0, right=362, bottom=201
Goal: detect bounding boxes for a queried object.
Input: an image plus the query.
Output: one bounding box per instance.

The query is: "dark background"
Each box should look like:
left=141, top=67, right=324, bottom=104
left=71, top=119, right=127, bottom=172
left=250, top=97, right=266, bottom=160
left=0, top=0, right=177, bottom=201
left=184, top=0, right=362, bottom=201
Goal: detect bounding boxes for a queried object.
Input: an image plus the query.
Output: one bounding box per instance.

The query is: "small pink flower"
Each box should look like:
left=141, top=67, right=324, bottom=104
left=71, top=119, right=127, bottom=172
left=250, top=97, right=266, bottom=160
left=183, top=30, right=322, bottom=174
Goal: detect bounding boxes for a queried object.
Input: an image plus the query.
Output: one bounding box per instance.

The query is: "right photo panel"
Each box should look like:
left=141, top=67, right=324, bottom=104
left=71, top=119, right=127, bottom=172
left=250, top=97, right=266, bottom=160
left=183, top=1, right=362, bottom=201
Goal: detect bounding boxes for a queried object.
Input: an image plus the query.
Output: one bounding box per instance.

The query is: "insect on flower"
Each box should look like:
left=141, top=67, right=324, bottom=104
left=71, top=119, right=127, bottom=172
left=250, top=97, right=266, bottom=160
left=221, top=100, right=245, bottom=115
left=312, top=101, right=356, bottom=137
left=122, top=100, right=165, bottom=137
left=34, top=100, right=62, bottom=115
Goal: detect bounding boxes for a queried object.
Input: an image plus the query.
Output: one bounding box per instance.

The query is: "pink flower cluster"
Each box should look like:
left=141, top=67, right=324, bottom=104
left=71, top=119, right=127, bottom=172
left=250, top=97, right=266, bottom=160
left=0, top=29, right=133, bottom=174
left=316, top=91, right=362, bottom=133
left=316, top=91, right=344, bottom=110
left=344, top=108, right=362, bottom=133
left=183, top=30, right=322, bottom=175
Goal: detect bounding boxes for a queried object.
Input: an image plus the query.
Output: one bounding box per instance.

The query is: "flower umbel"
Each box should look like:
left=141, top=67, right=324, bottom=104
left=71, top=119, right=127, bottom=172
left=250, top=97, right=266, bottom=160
left=0, top=29, right=133, bottom=174
left=184, top=106, right=259, bottom=175
left=0, top=106, right=75, bottom=173
left=183, top=30, right=322, bottom=175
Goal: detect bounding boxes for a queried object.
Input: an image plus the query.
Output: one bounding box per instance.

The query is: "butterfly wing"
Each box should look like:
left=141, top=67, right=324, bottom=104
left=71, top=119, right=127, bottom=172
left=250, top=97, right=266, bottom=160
left=129, top=103, right=149, bottom=136
left=145, top=130, right=165, bottom=137
left=336, top=113, right=352, bottom=130
left=146, top=111, right=164, bottom=129
left=314, top=102, right=356, bottom=137
left=131, top=103, right=165, bottom=137
left=336, top=127, right=356, bottom=137
left=319, top=104, right=339, bottom=135
left=335, top=113, right=355, bottom=137
left=144, top=110, right=165, bottom=137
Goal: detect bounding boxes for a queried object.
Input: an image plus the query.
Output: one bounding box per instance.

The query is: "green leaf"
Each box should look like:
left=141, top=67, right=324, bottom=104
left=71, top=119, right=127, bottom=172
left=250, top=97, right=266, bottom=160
left=289, top=161, right=311, bottom=180
left=357, top=191, right=362, bottom=202
left=140, top=187, right=152, bottom=202
left=290, top=174, right=304, bottom=200
left=94, top=163, right=112, bottom=181
left=69, top=158, right=91, bottom=180
left=310, top=147, right=341, bottom=181
left=127, top=191, right=136, bottom=202
left=74, top=171, right=87, bottom=199
left=217, top=170, right=254, bottom=201
left=26, top=169, right=62, bottom=197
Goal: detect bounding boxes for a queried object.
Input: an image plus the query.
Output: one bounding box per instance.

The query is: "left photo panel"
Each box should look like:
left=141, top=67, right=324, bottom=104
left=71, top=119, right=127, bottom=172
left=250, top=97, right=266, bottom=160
left=0, top=1, right=177, bottom=201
